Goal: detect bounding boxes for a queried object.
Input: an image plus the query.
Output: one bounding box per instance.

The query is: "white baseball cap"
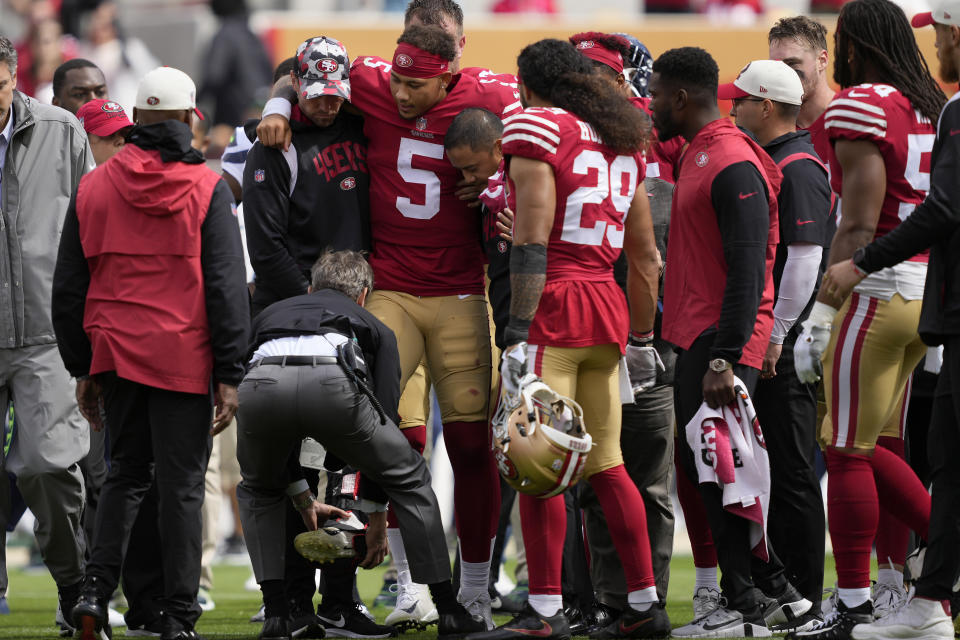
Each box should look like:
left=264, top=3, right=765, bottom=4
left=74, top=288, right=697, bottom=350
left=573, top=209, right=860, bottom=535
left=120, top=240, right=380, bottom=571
left=135, top=66, right=204, bottom=120
left=912, top=0, right=960, bottom=27
left=717, top=59, right=804, bottom=106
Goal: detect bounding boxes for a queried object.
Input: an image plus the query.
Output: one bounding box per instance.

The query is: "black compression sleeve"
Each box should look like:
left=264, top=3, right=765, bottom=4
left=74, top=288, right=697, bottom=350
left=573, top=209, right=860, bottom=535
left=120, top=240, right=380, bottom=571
left=710, top=161, right=771, bottom=363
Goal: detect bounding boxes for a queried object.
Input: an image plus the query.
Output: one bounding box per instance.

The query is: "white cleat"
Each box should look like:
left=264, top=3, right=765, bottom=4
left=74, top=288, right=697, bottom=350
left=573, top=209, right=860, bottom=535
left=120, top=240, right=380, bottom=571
left=458, top=590, right=494, bottom=630
left=873, top=581, right=908, bottom=620
left=693, top=586, right=723, bottom=620
left=385, top=582, right=438, bottom=632
left=673, top=606, right=772, bottom=638
left=851, top=594, right=953, bottom=640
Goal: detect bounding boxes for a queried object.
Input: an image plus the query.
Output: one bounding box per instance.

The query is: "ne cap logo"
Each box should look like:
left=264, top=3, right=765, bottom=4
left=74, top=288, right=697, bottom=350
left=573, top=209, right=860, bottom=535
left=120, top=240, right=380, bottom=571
left=318, top=58, right=338, bottom=73
left=395, top=53, right=414, bottom=68
left=758, top=85, right=768, bottom=93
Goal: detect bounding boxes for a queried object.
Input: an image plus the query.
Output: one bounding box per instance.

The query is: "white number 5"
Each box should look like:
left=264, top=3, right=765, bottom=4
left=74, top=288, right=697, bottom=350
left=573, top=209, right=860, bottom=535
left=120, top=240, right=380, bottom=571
left=397, top=138, right=444, bottom=219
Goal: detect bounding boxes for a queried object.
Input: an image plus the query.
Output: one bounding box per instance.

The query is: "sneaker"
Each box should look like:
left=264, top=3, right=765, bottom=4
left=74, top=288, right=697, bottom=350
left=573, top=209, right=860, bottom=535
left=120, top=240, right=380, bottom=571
left=464, top=603, right=570, bottom=640
left=318, top=601, right=398, bottom=638
left=851, top=595, right=953, bottom=640
left=763, top=584, right=813, bottom=627
left=374, top=579, right=400, bottom=609
left=459, top=590, right=494, bottom=630
left=787, top=600, right=873, bottom=640
left=589, top=603, right=671, bottom=639
left=0, top=597, right=9, bottom=615
left=874, top=582, right=908, bottom=620
left=261, top=616, right=293, bottom=640
left=384, top=583, right=439, bottom=631
left=673, top=605, right=771, bottom=638
left=251, top=604, right=267, bottom=623
left=822, top=588, right=839, bottom=619
left=438, top=605, right=487, bottom=640
left=127, top=619, right=164, bottom=637
left=771, top=612, right=824, bottom=634
left=197, top=587, right=216, bottom=612
left=904, top=548, right=926, bottom=587
left=290, top=600, right=325, bottom=639
left=497, top=582, right=528, bottom=615
left=357, top=602, right=375, bottom=622
left=694, top=587, right=723, bottom=619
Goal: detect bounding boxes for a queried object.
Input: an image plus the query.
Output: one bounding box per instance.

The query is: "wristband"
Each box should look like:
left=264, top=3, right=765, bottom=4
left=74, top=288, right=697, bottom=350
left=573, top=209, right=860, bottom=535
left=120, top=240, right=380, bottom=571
left=628, top=329, right=654, bottom=346
left=850, top=258, right=868, bottom=279
left=291, top=493, right=317, bottom=511
left=504, top=316, right=532, bottom=346
left=263, top=97, right=293, bottom=120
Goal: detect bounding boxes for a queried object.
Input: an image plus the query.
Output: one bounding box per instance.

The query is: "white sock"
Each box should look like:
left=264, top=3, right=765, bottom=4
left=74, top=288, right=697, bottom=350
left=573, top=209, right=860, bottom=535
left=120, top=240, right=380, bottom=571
left=528, top=594, right=562, bottom=617
left=878, top=568, right=903, bottom=588
left=628, top=587, right=658, bottom=612
left=458, top=541, right=493, bottom=602
left=695, top=567, right=719, bottom=590
left=838, top=587, right=871, bottom=609
left=387, top=529, right=411, bottom=587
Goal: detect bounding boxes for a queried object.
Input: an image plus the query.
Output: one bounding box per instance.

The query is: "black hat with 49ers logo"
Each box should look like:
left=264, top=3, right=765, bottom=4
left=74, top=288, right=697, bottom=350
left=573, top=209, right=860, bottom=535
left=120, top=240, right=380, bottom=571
left=296, top=36, right=351, bottom=101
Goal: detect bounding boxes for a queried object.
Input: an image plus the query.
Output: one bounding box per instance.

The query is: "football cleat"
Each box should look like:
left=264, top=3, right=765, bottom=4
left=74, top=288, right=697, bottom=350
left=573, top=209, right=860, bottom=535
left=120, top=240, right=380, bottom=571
left=438, top=606, right=487, bottom=640
left=294, top=512, right=367, bottom=564
left=317, top=601, right=397, bottom=638
left=260, top=616, right=293, bottom=640
left=873, top=581, right=908, bottom=620
left=693, top=586, right=723, bottom=620
left=904, top=548, right=926, bottom=587
left=464, top=603, right=570, bottom=640
left=762, top=584, right=813, bottom=627
left=673, top=605, right=771, bottom=638
left=589, top=603, right=671, bottom=639
left=787, top=600, right=873, bottom=640
left=851, top=594, right=953, bottom=640
left=459, top=590, right=494, bottom=630
left=385, top=583, right=439, bottom=632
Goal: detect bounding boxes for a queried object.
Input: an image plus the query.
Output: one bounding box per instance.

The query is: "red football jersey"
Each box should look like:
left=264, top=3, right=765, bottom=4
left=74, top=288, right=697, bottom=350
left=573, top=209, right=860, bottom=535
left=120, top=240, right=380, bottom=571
left=502, top=107, right=646, bottom=351
left=825, top=84, right=934, bottom=262
left=631, top=97, right=685, bottom=184
left=349, top=56, right=523, bottom=295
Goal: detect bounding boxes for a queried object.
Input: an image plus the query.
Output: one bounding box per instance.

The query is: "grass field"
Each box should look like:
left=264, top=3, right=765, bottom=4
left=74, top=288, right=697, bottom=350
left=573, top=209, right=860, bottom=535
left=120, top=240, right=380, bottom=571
left=0, top=555, right=847, bottom=640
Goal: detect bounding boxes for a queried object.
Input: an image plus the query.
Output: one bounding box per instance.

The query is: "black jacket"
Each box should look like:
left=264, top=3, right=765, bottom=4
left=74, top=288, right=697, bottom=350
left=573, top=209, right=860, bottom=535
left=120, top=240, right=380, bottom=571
left=242, top=112, right=369, bottom=313
left=249, top=288, right=402, bottom=423
left=481, top=201, right=511, bottom=350
left=858, top=94, right=960, bottom=345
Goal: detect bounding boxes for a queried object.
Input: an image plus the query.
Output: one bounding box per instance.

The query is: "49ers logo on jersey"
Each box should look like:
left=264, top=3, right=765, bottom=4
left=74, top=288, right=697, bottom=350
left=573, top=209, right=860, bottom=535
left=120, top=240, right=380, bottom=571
left=395, top=53, right=414, bottom=68
left=317, top=58, right=339, bottom=74
left=340, top=176, right=357, bottom=191
left=493, top=449, right=518, bottom=480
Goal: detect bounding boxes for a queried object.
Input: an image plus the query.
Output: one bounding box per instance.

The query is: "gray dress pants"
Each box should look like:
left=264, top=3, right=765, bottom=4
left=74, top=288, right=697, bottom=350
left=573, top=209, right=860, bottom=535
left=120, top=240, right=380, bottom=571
left=0, top=344, right=87, bottom=593
left=237, top=361, right=450, bottom=586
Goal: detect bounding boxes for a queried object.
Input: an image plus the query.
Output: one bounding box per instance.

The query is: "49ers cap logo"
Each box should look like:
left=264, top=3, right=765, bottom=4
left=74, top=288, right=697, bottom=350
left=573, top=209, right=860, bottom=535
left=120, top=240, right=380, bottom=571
left=395, top=53, right=414, bottom=68
left=146, top=96, right=159, bottom=106
left=101, top=101, right=124, bottom=113
left=318, top=58, right=338, bottom=73
left=695, top=151, right=709, bottom=167
left=340, top=176, right=357, bottom=190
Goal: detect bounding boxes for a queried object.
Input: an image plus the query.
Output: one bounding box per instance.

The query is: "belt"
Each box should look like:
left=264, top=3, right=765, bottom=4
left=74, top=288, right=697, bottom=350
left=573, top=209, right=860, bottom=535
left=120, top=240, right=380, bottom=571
left=254, top=355, right=339, bottom=367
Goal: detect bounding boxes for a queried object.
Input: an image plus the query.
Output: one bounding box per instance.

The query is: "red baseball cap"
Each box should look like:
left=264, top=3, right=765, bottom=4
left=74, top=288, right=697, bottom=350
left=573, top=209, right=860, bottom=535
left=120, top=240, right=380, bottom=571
left=77, top=99, right=134, bottom=137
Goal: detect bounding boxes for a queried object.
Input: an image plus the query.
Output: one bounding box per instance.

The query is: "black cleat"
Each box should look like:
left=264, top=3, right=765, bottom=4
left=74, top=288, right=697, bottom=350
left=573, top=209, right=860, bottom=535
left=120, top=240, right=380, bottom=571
left=289, top=599, right=325, bottom=639
left=261, top=616, right=293, bottom=640
left=786, top=600, right=873, bottom=640
left=565, top=606, right=589, bottom=636
left=589, top=603, right=671, bottom=639
left=71, top=578, right=111, bottom=640
left=763, top=584, right=814, bottom=628
left=318, top=601, right=397, bottom=638
left=437, top=605, right=488, bottom=640
left=465, top=603, right=570, bottom=640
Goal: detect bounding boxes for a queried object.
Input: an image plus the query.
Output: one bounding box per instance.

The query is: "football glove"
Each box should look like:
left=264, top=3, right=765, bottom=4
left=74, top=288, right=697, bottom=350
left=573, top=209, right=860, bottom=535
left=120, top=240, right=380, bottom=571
left=794, top=302, right=837, bottom=384
left=294, top=511, right=367, bottom=564
left=500, top=342, right=528, bottom=398
left=625, top=344, right=665, bottom=395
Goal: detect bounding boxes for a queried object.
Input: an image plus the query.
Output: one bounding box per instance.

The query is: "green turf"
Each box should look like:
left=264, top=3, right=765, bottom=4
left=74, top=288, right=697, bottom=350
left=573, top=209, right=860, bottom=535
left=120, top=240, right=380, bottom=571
left=0, top=555, right=841, bottom=639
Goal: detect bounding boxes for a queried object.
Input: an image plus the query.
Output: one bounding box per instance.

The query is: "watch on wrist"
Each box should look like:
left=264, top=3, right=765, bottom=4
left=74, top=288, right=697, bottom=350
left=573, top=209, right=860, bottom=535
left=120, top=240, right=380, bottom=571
left=291, top=493, right=317, bottom=511
left=709, top=358, right=732, bottom=373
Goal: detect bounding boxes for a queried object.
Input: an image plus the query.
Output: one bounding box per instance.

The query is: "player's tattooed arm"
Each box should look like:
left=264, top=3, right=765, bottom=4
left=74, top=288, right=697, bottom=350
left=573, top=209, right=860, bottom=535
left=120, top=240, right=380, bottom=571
left=503, top=157, right=556, bottom=345
left=268, top=73, right=297, bottom=103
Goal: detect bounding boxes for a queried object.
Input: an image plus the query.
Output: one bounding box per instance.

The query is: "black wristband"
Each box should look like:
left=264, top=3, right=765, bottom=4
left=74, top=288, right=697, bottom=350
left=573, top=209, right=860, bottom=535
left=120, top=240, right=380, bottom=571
left=509, top=243, right=547, bottom=274
left=504, top=316, right=532, bottom=346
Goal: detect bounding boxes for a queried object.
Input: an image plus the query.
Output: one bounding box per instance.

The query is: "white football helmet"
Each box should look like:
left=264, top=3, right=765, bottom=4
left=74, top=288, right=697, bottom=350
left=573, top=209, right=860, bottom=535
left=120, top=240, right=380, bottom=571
left=491, top=377, right=593, bottom=498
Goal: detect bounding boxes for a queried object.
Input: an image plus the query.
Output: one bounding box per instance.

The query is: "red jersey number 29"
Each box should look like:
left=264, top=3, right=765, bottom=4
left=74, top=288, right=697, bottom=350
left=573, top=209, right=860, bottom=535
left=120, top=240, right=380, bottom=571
left=562, top=150, right=639, bottom=248
left=396, top=138, right=444, bottom=219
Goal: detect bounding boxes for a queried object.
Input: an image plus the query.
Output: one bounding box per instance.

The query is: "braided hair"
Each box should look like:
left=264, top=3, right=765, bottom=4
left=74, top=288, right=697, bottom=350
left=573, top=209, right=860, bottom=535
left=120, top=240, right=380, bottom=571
left=834, top=0, right=946, bottom=125
left=517, top=39, right=650, bottom=153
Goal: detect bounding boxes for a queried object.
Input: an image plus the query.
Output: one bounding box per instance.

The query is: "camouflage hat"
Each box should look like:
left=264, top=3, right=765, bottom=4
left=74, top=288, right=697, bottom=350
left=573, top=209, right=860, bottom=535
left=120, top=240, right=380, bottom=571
left=296, top=36, right=350, bottom=101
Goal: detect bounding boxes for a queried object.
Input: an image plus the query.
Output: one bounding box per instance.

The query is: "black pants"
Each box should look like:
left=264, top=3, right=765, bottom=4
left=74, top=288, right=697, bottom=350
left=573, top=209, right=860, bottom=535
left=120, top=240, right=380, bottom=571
left=915, top=336, right=960, bottom=602
left=121, top=483, right=165, bottom=628
left=89, top=373, right=212, bottom=626
left=674, top=333, right=788, bottom=612
left=753, top=337, right=824, bottom=610
left=582, top=383, right=676, bottom=606
left=79, top=427, right=108, bottom=561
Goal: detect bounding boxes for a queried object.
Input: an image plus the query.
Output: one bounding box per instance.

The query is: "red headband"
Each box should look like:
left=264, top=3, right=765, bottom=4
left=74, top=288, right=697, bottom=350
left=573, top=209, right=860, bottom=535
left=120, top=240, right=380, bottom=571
left=574, top=40, right=624, bottom=74
left=392, top=42, right=451, bottom=78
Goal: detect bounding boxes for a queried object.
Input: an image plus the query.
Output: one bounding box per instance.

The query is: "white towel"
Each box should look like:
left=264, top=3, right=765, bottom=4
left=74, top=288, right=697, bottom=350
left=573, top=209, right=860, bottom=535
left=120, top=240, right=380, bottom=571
left=684, top=377, right=771, bottom=561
